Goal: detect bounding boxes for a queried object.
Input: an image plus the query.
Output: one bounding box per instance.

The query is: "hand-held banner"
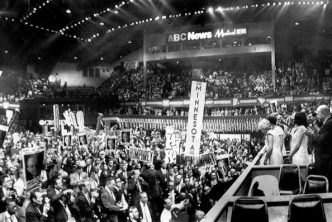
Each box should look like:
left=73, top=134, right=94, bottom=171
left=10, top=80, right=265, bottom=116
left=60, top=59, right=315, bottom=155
left=53, top=104, right=60, bottom=135
left=129, top=147, right=154, bottom=164
left=22, top=147, right=45, bottom=192
left=185, top=81, right=207, bottom=157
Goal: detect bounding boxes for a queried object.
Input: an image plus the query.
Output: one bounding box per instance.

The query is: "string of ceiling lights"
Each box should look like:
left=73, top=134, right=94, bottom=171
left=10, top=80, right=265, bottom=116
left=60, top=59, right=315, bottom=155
left=1, top=0, right=328, bottom=43
left=21, top=0, right=52, bottom=21
left=86, top=0, right=328, bottom=42
left=0, top=16, right=87, bottom=41
left=58, top=0, right=128, bottom=33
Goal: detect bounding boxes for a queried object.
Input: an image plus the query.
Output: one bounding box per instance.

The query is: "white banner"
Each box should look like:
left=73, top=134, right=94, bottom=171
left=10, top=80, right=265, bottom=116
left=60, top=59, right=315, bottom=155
left=76, top=111, right=85, bottom=132
left=185, top=81, right=207, bottom=157
left=53, top=104, right=60, bottom=135
left=165, top=126, right=182, bottom=163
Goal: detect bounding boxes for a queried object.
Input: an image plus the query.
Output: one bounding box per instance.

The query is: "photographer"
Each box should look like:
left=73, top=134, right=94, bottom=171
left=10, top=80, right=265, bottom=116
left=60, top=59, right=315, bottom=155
left=0, top=176, right=18, bottom=213
left=26, top=190, right=50, bottom=222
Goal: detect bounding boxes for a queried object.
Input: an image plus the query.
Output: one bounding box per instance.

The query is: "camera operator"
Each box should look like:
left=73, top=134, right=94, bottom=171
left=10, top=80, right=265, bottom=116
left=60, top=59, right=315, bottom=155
left=0, top=176, right=18, bottom=213
left=26, top=190, right=51, bottom=222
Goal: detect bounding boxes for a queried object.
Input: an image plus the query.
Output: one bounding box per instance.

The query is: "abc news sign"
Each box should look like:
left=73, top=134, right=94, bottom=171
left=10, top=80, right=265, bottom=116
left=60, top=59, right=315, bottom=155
left=167, top=28, right=247, bottom=43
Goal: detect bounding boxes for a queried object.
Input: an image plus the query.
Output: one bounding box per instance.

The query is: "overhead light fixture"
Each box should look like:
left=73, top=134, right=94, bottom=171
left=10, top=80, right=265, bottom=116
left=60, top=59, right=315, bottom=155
left=100, top=22, right=104, bottom=26
left=66, top=9, right=71, bottom=14
left=128, top=40, right=132, bottom=44
left=74, top=56, right=77, bottom=60
left=38, top=57, right=41, bottom=60
left=295, top=22, right=299, bottom=26
left=4, top=50, right=8, bottom=54
left=100, top=57, right=104, bottom=61
left=208, top=7, right=214, bottom=14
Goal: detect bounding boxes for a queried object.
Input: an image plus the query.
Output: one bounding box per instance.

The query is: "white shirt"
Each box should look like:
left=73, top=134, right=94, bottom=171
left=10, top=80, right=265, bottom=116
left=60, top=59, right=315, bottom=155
left=14, top=179, right=24, bottom=197
left=140, top=202, right=152, bottom=222
left=160, top=208, right=172, bottom=222
left=5, top=211, right=18, bottom=222
left=105, top=187, right=116, bottom=201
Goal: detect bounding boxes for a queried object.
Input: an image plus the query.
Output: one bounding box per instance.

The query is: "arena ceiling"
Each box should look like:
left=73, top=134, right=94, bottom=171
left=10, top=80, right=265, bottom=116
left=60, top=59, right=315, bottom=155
left=0, top=0, right=331, bottom=71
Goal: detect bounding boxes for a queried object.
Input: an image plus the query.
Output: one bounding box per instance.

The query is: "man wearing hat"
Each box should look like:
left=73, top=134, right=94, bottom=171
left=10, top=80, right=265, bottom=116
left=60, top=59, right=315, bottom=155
left=70, top=161, right=87, bottom=187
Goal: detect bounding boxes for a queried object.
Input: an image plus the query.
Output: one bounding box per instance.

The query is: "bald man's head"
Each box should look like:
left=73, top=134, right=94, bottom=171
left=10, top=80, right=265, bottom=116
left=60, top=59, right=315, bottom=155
left=317, top=105, right=330, bottom=115
left=316, top=105, right=331, bottom=124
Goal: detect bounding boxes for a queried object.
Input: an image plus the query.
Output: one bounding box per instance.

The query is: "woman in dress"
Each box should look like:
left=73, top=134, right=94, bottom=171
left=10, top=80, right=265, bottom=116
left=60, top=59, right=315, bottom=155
left=258, top=118, right=284, bottom=165
left=288, top=112, right=309, bottom=165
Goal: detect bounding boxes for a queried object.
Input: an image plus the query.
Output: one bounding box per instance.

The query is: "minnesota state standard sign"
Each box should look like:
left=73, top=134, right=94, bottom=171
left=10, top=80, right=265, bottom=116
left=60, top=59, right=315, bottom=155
left=185, top=81, right=207, bottom=157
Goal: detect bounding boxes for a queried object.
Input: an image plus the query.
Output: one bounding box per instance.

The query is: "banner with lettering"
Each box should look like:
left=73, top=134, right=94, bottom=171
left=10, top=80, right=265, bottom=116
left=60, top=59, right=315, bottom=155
left=165, top=126, right=182, bottom=163
left=184, top=81, right=207, bottom=157
left=53, top=104, right=60, bottom=135
left=199, top=153, right=216, bottom=166
left=129, top=147, right=154, bottom=164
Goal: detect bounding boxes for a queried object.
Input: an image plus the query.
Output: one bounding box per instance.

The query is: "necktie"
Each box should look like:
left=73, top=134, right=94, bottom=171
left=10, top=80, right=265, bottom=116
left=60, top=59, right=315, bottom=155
left=144, top=204, right=150, bottom=222
left=111, top=191, right=116, bottom=201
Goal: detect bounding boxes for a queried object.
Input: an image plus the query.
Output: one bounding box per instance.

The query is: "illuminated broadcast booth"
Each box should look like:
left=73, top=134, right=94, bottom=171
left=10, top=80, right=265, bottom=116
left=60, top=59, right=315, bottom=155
left=143, top=21, right=276, bottom=90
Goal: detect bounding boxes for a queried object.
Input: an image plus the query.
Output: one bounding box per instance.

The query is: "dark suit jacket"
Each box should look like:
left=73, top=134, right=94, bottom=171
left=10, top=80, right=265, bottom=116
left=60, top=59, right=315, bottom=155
left=75, top=192, right=95, bottom=220
left=136, top=201, right=156, bottom=222
left=100, top=188, right=122, bottom=219
left=127, top=178, right=149, bottom=205
left=317, top=117, right=332, bottom=155
left=52, top=200, right=79, bottom=222
left=25, top=202, right=49, bottom=222
left=47, top=187, right=63, bottom=203
left=156, top=169, right=168, bottom=195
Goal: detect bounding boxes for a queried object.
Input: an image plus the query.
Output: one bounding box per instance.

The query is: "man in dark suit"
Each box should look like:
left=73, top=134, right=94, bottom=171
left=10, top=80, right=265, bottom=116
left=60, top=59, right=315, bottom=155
left=75, top=182, right=97, bottom=222
left=25, top=190, right=50, bottom=222
left=84, top=158, right=94, bottom=178
left=100, top=178, right=123, bottom=222
left=156, top=162, right=168, bottom=195
left=0, top=176, right=17, bottom=213
left=127, top=170, right=149, bottom=206
left=52, top=190, right=79, bottom=222
left=136, top=192, right=155, bottom=222
left=47, top=177, right=63, bottom=203
left=314, top=105, right=332, bottom=191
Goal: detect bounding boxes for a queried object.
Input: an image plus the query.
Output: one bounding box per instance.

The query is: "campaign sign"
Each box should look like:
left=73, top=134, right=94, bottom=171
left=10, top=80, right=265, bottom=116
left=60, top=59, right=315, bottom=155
left=22, top=147, right=45, bottom=192
left=106, top=136, right=117, bottom=151
left=129, top=147, right=154, bottom=164
left=78, top=133, right=88, bottom=146
left=198, top=153, right=216, bottom=166
left=184, top=81, right=207, bottom=157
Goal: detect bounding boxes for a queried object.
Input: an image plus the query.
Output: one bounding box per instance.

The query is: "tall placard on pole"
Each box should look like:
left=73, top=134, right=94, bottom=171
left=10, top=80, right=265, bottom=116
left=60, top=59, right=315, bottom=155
left=53, top=104, right=60, bottom=135
left=184, top=81, right=207, bottom=157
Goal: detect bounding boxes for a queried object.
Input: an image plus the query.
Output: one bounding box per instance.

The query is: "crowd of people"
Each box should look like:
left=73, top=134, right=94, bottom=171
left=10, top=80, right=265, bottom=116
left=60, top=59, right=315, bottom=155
left=0, top=118, right=262, bottom=222
left=258, top=104, right=332, bottom=191
left=98, top=59, right=331, bottom=102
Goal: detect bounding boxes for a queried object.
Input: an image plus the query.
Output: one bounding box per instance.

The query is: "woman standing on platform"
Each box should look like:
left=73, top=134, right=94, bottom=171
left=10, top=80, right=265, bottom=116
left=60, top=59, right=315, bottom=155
left=287, top=112, right=309, bottom=165
left=258, top=118, right=284, bottom=165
